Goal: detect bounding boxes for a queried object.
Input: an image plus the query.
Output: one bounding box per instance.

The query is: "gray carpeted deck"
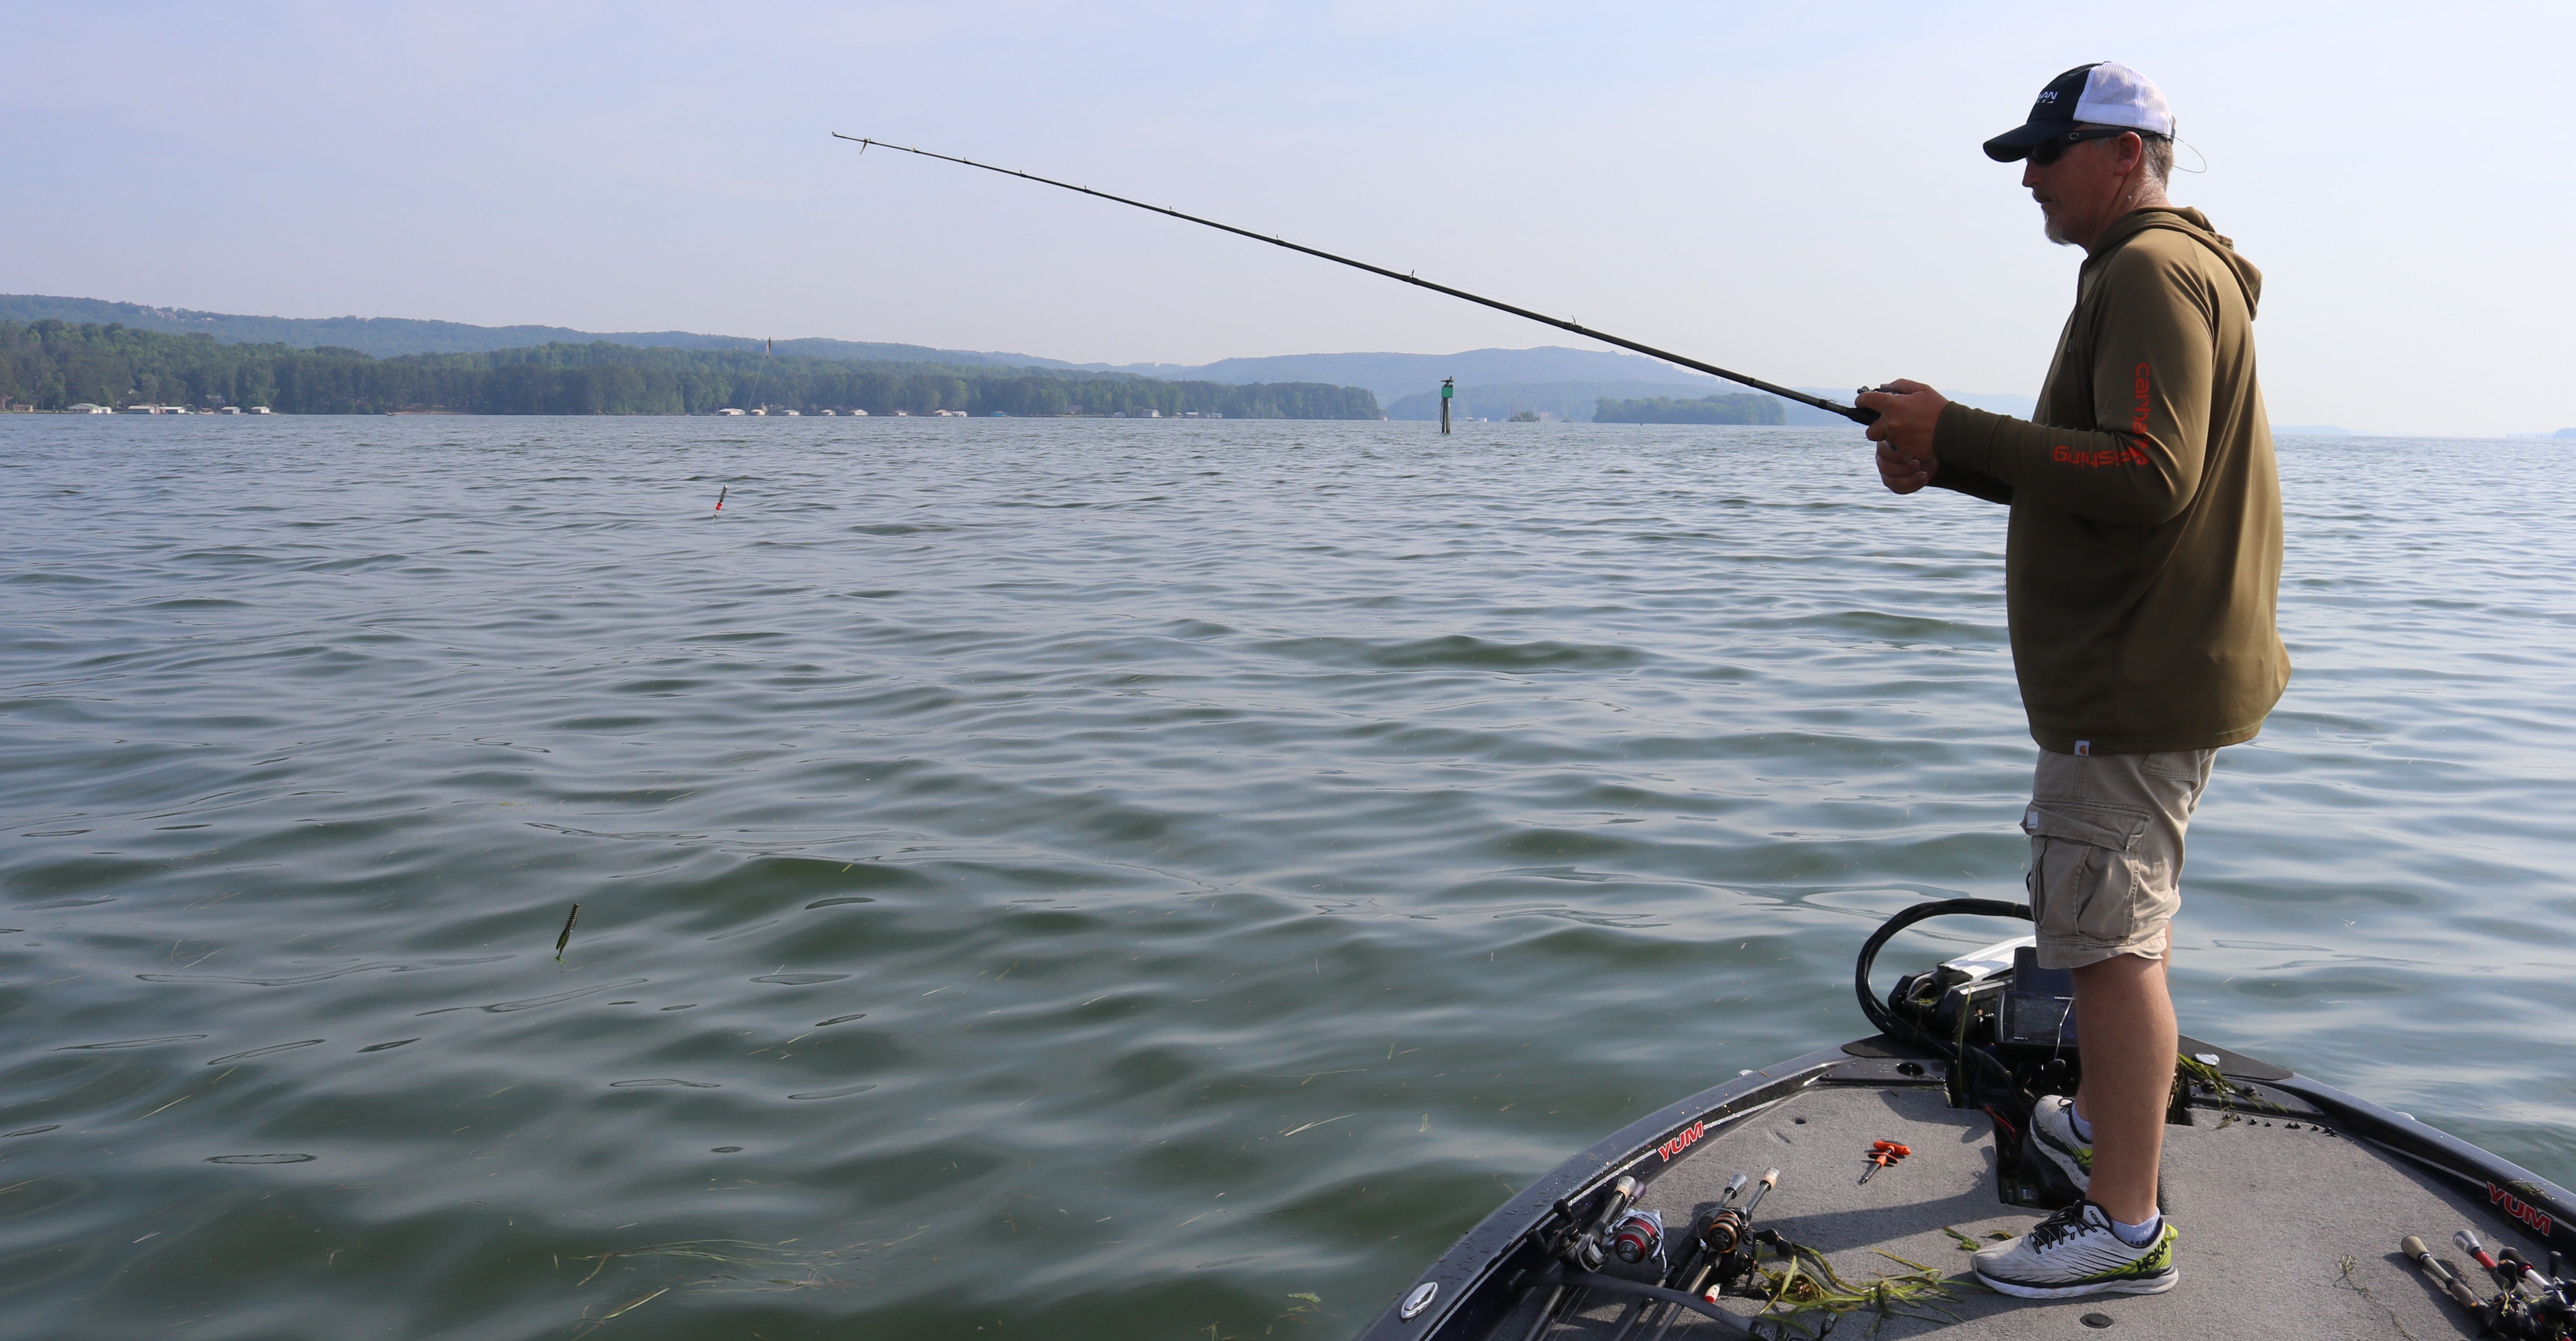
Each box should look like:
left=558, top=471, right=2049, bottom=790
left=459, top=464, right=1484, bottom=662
left=1532, top=1082, right=2490, bottom=1339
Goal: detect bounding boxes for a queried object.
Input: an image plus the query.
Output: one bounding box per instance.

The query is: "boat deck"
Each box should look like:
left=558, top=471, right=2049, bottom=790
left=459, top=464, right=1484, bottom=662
left=1518, top=1077, right=2487, bottom=1339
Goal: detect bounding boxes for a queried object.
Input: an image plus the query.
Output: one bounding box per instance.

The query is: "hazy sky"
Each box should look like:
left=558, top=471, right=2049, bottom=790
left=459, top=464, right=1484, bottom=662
left=6, top=2, right=2566, bottom=434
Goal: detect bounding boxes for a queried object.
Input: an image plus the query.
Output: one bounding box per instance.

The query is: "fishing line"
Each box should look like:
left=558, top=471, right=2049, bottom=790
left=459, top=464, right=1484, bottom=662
left=831, top=135, right=1877, bottom=426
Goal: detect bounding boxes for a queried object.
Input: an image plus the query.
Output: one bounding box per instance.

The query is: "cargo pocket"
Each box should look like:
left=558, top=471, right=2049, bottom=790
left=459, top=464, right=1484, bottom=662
left=2022, top=802, right=2154, bottom=947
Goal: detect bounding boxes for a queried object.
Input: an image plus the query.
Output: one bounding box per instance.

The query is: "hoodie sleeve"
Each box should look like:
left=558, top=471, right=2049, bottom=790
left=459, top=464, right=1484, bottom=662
left=1928, top=462, right=2013, bottom=505
left=1932, top=243, right=2216, bottom=525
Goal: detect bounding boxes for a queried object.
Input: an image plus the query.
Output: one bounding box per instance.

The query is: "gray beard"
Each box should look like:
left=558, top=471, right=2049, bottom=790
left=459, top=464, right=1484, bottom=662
left=2043, top=211, right=2078, bottom=246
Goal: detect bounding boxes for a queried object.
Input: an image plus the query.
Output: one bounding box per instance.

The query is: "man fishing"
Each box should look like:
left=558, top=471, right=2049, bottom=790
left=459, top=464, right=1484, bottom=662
left=1859, top=61, right=2289, bottom=1299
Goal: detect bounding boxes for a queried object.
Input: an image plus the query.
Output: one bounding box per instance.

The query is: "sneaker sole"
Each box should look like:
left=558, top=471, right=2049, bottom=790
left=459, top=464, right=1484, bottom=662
left=1975, top=1267, right=2179, bottom=1299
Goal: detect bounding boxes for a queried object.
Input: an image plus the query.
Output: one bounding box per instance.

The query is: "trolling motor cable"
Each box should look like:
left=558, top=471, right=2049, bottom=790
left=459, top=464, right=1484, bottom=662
left=830, top=134, right=1879, bottom=426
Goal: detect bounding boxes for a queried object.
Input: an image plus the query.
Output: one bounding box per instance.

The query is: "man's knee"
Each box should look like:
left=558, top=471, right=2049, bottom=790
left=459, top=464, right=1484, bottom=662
left=2072, top=951, right=2168, bottom=987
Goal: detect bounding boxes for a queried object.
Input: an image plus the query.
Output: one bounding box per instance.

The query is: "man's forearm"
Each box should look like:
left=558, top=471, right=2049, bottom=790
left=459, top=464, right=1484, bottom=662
left=1927, top=462, right=2013, bottom=505
left=1933, top=402, right=2194, bottom=525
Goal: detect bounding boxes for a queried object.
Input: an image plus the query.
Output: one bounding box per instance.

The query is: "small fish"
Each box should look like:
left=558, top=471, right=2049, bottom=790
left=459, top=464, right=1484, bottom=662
left=712, top=485, right=727, bottom=517
left=554, top=904, right=580, bottom=961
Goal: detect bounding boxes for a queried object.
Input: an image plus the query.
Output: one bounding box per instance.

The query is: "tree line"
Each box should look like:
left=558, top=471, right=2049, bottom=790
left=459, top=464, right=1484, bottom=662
left=1592, top=392, right=1785, bottom=425
left=0, top=321, right=1382, bottom=419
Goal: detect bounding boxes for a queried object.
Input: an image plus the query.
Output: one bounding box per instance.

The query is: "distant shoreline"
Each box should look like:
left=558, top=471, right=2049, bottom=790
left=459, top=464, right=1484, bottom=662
left=0, top=319, right=1381, bottom=420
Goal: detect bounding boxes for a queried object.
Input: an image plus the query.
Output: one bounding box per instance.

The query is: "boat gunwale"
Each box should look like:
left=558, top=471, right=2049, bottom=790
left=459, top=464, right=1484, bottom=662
left=2258, top=1073, right=2576, bottom=1263
left=1352, top=1044, right=1853, bottom=1340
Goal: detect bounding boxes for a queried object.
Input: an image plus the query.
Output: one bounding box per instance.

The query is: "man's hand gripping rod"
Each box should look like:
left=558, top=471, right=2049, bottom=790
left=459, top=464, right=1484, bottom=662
left=831, top=134, right=1877, bottom=426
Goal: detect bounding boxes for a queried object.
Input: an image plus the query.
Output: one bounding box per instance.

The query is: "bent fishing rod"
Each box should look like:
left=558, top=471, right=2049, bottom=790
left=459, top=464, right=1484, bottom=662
left=831, top=134, right=1876, bottom=426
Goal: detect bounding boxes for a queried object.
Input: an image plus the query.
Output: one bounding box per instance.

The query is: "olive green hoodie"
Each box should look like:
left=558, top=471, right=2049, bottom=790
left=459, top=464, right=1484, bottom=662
left=1930, top=206, right=2289, bottom=755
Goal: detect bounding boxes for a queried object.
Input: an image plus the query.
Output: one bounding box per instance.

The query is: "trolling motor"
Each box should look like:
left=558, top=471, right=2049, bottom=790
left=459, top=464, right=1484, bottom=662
left=1854, top=898, right=2113, bottom=1209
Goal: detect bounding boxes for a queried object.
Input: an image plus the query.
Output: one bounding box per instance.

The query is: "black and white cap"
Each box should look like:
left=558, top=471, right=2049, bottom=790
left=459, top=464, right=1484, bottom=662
left=1983, top=62, right=2174, bottom=162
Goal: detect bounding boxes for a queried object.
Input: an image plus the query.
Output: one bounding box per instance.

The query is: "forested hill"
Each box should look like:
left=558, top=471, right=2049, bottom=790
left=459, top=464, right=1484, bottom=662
left=1592, top=392, right=1785, bottom=425
left=0, top=294, right=1071, bottom=367
left=0, top=321, right=1380, bottom=419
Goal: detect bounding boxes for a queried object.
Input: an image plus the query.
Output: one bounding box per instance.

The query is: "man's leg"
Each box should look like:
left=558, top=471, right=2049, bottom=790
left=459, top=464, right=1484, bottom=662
left=2071, top=951, right=2175, bottom=1225
left=1974, top=749, right=2205, bottom=1297
left=1974, top=942, right=2184, bottom=1296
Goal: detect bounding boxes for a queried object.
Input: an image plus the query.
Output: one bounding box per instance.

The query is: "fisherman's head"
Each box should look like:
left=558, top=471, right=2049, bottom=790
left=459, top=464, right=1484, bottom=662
left=1984, top=62, right=2175, bottom=249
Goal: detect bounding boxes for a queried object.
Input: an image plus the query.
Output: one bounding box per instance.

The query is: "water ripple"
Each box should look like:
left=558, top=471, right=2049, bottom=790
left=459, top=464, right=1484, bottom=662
left=1, top=417, right=2569, bottom=1339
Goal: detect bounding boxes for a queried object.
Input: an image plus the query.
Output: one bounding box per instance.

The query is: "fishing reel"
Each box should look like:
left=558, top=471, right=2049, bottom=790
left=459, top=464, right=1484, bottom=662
left=1692, top=1168, right=1779, bottom=1294
left=2483, top=1290, right=2573, bottom=1341
left=2409, top=1232, right=2576, bottom=1341
left=1607, top=1208, right=1666, bottom=1267
left=1693, top=1206, right=1757, bottom=1289
left=1547, top=1174, right=1640, bottom=1272
left=2483, top=1242, right=2576, bottom=1340
left=2499, top=1247, right=2576, bottom=1311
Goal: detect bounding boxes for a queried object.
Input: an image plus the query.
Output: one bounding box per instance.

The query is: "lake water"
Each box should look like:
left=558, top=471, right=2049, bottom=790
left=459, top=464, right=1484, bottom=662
left=3, top=416, right=2571, bottom=1339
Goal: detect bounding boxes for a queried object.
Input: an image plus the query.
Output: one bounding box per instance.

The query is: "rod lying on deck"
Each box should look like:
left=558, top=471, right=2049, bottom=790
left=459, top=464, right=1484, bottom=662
left=830, top=134, right=1875, bottom=426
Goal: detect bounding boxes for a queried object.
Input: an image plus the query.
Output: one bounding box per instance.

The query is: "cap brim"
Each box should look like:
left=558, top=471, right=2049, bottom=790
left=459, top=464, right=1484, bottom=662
left=1981, top=120, right=2066, bottom=163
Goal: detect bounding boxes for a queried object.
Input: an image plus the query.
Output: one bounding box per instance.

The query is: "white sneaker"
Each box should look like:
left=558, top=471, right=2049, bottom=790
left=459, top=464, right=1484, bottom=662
left=1971, top=1201, right=2179, bottom=1299
left=2030, top=1095, right=2093, bottom=1193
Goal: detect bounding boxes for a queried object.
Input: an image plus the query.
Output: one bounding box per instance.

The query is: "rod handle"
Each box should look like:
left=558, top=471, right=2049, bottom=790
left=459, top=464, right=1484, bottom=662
left=2403, top=1236, right=2492, bottom=1315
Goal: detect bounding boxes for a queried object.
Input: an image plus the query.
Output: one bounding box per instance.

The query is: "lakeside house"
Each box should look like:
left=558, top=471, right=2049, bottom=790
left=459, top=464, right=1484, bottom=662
left=67, top=403, right=112, bottom=413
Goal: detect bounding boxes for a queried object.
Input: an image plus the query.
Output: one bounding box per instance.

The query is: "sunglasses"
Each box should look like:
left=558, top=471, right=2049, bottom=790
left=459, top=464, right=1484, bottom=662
left=2025, top=125, right=2134, bottom=167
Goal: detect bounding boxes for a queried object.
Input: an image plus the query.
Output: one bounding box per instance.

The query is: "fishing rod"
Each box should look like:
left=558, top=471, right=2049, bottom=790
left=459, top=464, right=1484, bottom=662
left=831, top=134, right=1877, bottom=426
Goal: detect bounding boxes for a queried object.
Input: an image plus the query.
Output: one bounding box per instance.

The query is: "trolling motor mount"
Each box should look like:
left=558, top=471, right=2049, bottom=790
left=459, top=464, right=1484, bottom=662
left=1856, top=898, right=2106, bottom=1209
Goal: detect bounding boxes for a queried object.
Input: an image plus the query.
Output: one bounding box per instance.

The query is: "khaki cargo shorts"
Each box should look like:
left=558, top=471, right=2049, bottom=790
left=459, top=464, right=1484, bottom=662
left=2024, top=747, right=2214, bottom=970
